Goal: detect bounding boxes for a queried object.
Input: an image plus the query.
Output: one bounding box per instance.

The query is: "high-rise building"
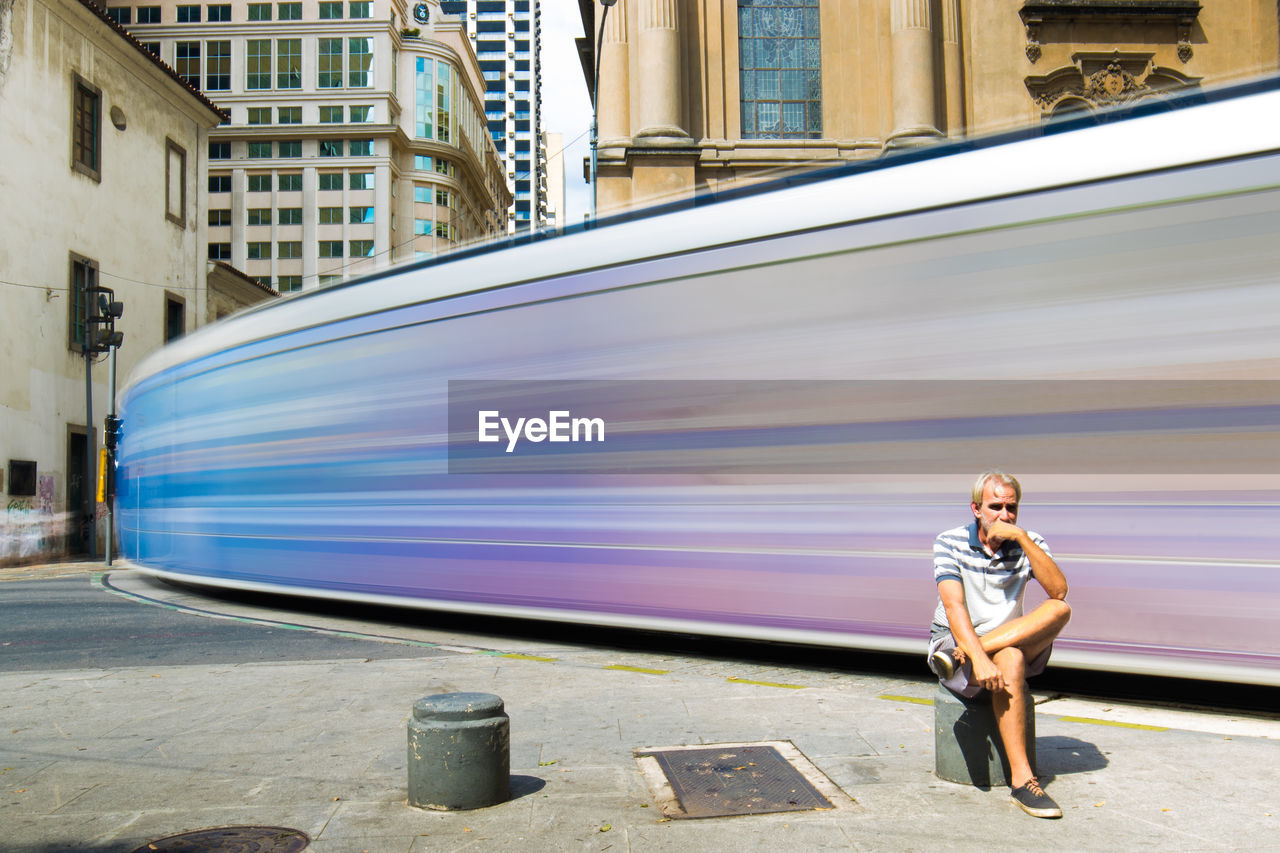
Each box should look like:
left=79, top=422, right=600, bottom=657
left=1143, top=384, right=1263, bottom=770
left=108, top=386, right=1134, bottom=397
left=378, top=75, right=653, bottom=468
left=122, top=0, right=510, bottom=292
left=437, top=0, right=543, bottom=231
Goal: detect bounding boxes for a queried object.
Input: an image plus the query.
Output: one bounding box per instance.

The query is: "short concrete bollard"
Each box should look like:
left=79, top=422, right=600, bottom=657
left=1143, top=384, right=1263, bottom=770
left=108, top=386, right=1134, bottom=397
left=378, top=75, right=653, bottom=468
left=934, top=684, right=1035, bottom=788
left=407, top=692, right=510, bottom=810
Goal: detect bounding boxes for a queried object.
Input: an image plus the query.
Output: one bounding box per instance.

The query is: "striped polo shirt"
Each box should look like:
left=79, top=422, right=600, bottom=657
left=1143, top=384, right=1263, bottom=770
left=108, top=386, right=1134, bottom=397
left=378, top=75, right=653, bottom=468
left=931, top=521, right=1052, bottom=636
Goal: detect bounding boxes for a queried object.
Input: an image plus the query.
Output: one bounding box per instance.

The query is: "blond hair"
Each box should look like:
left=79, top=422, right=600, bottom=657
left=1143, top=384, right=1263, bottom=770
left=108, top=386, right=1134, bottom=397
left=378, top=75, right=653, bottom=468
left=971, top=470, right=1021, bottom=505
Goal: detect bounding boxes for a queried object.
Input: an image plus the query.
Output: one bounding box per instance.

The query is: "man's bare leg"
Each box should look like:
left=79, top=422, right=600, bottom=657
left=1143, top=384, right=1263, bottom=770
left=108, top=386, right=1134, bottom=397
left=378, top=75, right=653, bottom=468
left=951, top=599, right=1071, bottom=668
left=991, top=646, right=1034, bottom=787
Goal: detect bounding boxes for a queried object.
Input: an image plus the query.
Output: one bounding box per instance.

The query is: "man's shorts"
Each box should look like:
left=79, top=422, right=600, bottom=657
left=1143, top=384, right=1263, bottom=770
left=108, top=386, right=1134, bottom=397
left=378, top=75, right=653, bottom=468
left=927, top=627, right=1052, bottom=698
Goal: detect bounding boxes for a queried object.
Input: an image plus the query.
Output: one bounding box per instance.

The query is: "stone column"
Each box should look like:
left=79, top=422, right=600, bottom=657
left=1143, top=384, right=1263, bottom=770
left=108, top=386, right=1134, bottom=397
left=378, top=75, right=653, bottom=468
left=888, top=0, right=942, bottom=148
left=597, top=0, right=631, bottom=147
left=633, top=0, right=689, bottom=142
left=940, top=0, right=964, bottom=138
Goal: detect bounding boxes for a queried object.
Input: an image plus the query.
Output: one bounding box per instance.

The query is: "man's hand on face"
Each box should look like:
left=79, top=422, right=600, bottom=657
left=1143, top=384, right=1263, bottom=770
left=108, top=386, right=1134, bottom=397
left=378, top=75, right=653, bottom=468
left=985, top=520, right=1024, bottom=549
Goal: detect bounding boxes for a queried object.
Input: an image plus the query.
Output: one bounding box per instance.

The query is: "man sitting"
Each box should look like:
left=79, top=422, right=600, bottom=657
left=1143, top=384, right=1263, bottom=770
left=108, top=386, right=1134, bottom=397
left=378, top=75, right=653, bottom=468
left=928, top=470, right=1072, bottom=818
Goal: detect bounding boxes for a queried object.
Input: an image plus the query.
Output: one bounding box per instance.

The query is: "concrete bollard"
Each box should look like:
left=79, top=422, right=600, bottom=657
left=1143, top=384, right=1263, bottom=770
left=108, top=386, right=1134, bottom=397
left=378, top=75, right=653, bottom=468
left=407, top=692, right=510, bottom=810
left=934, top=684, right=1035, bottom=787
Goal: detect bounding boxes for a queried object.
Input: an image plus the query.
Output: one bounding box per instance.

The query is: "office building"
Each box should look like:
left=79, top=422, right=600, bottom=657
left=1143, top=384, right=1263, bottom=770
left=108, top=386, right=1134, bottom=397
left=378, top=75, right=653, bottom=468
left=122, top=0, right=511, bottom=291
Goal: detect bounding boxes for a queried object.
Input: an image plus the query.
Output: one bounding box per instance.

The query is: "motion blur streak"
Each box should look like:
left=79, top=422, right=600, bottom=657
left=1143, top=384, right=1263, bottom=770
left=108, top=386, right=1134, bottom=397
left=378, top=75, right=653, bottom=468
left=118, top=79, right=1280, bottom=685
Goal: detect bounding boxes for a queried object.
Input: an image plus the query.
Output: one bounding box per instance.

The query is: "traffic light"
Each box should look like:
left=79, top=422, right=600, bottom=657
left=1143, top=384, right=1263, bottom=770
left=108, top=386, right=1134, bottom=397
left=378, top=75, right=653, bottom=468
left=104, top=414, right=122, bottom=451
left=85, top=285, right=124, bottom=353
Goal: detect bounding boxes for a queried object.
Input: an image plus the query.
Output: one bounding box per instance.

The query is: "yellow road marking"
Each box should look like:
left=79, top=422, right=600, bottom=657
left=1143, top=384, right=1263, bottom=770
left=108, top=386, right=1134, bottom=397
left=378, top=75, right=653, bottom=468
left=604, top=665, right=670, bottom=675
left=500, top=653, right=558, bottom=662
left=726, top=676, right=804, bottom=689
left=879, top=694, right=935, bottom=706
left=1060, top=716, right=1169, bottom=731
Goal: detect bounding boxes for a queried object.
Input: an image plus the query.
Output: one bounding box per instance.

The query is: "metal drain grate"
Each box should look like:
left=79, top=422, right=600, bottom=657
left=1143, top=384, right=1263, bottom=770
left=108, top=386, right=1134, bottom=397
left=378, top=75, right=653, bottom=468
left=131, top=825, right=310, bottom=852
left=635, top=741, right=841, bottom=819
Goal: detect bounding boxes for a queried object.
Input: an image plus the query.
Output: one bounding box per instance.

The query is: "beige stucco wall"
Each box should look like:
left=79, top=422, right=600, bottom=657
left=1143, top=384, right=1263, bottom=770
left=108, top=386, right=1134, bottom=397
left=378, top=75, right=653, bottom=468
left=595, top=0, right=1280, bottom=214
left=0, top=0, right=220, bottom=562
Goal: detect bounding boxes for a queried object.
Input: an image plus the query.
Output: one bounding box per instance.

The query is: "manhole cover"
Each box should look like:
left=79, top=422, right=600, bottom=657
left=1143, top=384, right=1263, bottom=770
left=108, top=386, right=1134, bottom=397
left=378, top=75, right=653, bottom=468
left=131, top=825, right=310, bottom=852
left=635, top=740, right=844, bottom=819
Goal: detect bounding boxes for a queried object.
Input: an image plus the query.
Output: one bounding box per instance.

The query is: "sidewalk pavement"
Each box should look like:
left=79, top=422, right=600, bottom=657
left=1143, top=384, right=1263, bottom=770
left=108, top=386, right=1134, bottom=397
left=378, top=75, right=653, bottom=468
left=3, top=563, right=1279, bottom=852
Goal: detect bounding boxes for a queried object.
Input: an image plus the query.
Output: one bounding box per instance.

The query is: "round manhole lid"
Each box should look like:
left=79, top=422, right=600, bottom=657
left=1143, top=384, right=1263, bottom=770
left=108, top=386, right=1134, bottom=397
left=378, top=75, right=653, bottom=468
left=132, top=825, right=310, bottom=852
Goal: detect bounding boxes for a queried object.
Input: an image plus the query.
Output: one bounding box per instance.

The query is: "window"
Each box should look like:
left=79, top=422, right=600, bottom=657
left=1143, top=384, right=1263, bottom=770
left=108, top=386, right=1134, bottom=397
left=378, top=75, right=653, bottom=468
left=319, top=106, right=344, bottom=123
left=414, top=154, right=432, bottom=171
left=278, top=140, right=301, bottom=157
left=349, top=1, right=371, bottom=17
left=176, top=4, right=200, bottom=22
left=349, top=105, right=373, bottom=122
left=349, top=171, right=373, bottom=189
left=207, top=4, right=231, bottom=21
left=106, top=7, right=130, bottom=24
left=349, top=206, right=374, bottom=223
left=248, top=141, right=272, bottom=158
left=137, top=6, right=161, bottom=22
left=247, top=2, right=270, bottom=20
left=71, top=74, right=101, bottom=181
left=435, top=158, right=453, bottom=176
left=210, top=209, right=231, bottom=226
left=349, top=38, right=373, bottom=87
left=738, top=0, right=822, bottom=139
left=246, top=40, right=271, bottom=89
left=277, top=241, right=302, bottom=258
left=436, top=189, right=451, bottom=207
left=349, top=240, right=374, bottom=257
left=141, top=42, right=161, bottom=56
left=246, top=174, right=271, bottom=191
left=413, top=217, right=432, bottom=235
left=278, top=173, right=302, bottom=191
left=247, top=208, right=271, bottom=225
left=348, top=139, right=373, bottom=156
left=318, top=0, right=342, bottom=17
left=247, top=106, right=271, bottom=124
left=278, top=208, right=303, bottom=225
left=318, top=206, right=342, bottom=223
left=165, top=294, right=185, bottom=343
left=413, top=185, right=431, bottom=203
left=318, top=140, right=342, bottom=157
left=209, top=174, right=231, bottom=192
left=317, top=173, right=343, bottom=190
left=277, top=38, right=301, bottom=89
left=206, top=41, right=230, bottom=90
left=277, top=106, right=301, bottom=124
left=208, top=242, right=231, bottom=260
left=415, top=57, right=434, bottom=138
left=435, top=61, right=450, bottom=142
left=246, top=241, right=271, bottom=259
left=176, top=42, right=200, bottom=87
left=277, top=276, right=302, bottom=292
left=68, top=254, right=98, bottom=351
left=434, top=222, right=455, bottom=240
left=318, top=39, right=343, bottom=88
left=278, top=2, right=301, bottom=19
left=209, top=141, right=230, bottom=159
left=319, top=240, right=343, bottom=257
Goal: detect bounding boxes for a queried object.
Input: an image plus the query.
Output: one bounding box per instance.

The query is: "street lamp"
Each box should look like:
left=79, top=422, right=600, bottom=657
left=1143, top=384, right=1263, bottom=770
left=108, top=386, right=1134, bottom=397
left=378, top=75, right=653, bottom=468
left=589, top=0, right=618, bottom=223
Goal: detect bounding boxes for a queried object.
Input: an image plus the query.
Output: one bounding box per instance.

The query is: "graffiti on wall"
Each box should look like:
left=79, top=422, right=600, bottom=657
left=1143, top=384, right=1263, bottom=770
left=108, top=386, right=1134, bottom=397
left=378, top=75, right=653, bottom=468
left=2, top=473, right=66, bottom=564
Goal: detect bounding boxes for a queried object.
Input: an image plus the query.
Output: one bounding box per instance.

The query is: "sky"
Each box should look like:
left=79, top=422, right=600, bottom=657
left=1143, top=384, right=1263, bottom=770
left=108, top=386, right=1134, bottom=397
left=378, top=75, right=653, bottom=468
left=539, top=1, right=593, bottom=227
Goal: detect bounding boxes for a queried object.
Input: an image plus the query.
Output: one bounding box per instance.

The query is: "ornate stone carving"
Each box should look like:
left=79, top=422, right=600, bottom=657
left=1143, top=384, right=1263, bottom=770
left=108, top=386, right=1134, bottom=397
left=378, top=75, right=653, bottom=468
left=1025, top=51, right=1202, bottom=116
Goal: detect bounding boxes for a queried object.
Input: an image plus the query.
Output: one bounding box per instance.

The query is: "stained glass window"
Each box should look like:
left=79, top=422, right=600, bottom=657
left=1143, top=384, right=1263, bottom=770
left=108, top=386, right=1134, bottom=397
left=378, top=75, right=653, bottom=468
left=738, top=0, right=821, bottom=139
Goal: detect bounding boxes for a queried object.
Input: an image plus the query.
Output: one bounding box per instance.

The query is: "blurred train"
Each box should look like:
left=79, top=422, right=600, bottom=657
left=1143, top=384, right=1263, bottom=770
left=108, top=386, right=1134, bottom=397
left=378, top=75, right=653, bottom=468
left=117, top=77, right=1280, bottom=686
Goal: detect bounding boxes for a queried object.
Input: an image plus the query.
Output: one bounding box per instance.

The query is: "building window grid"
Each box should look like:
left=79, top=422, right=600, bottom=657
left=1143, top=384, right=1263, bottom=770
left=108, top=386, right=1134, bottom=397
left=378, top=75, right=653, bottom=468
left=738, top=0, right=822, bottom=139
left=277, top=39, right=302, bottom=89
left=246, top=39, right=271, bottom=89
left=348, top=38, right=373, bottom=88
left=208, top=4, right=231, bottom=21
left=318, top=38, right=343, bottom=88
left=72, top=76, right=101, bottom=179
left=206, top=40, right=231, bottom=90
left=176, top=41, right=200, bottom=87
